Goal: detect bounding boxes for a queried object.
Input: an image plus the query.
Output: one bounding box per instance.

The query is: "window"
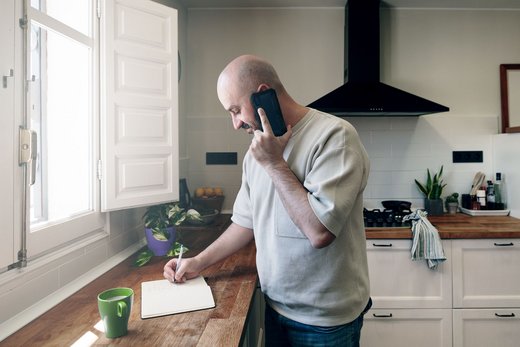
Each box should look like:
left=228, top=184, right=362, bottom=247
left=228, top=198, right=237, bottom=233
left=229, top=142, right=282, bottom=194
left=1, top=0, right=178, bottom=268
left=29, top=4, right=93, bottom=225
left=26, top=0, right=104, bottom=257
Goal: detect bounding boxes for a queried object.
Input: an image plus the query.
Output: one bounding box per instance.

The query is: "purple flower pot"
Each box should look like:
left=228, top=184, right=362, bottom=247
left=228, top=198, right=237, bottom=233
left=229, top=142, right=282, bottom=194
left=145, top=227, right=176, bottom=256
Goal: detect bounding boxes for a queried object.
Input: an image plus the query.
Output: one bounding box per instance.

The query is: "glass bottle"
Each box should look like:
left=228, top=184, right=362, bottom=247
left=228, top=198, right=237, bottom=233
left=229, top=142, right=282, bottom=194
left=495, top=173, right=505, bottom=210
left=486, top=180, right=495, bottom=210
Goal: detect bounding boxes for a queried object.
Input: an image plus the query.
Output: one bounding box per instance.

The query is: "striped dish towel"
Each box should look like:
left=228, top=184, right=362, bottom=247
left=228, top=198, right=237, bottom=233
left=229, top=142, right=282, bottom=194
left=403, top=210, right=446, bottom=269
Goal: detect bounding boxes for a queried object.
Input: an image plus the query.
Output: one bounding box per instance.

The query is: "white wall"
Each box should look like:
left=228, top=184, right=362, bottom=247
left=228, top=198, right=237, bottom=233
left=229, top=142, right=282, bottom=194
left=493, top=133, right=520, bottom=217
left=184, top=7, right=520, bottom=211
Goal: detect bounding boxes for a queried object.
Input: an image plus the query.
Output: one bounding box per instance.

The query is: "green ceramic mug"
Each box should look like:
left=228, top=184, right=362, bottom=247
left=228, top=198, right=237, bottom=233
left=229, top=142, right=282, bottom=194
left=97, top=287, right=134, bottom=338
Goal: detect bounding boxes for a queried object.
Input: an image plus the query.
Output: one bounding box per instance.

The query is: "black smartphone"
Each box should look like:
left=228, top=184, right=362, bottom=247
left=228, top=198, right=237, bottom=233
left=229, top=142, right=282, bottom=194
left=250, top=89, right=287, bottom=136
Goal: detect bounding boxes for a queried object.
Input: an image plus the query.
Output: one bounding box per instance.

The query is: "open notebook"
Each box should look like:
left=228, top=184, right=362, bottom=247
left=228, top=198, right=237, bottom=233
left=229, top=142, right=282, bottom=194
left=141, top=275, right=215, bottom=319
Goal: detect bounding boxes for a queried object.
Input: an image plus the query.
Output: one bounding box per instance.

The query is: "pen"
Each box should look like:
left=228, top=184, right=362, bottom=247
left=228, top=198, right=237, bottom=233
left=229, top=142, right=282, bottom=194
left=174, top=245, right=184, bottom=283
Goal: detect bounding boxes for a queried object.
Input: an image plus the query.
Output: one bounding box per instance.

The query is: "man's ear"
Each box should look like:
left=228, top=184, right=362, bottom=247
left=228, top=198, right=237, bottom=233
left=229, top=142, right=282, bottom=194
left=256, top=83, right=270, bottom=93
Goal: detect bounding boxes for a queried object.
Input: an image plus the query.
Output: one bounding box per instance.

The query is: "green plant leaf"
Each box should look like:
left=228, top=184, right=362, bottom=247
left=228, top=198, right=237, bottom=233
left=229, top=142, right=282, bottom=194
left=415, top=179, right=429, bottom=196
left=151, top=227, right=170, bottom=240
left=134, top=249, right=154, bottom=267
left=167, top=242, right=189, bottom=257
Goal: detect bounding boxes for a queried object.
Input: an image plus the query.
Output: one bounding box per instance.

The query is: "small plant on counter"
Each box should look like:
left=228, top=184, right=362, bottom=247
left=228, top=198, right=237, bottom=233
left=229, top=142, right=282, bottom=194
left=445, top=192, right=459, bottom=205
left=134, top=202, right=203, bottom=267
left=143, top=203, right=193, bottom=241
left=414, top=165, right=447, bottom=200
left=445, top=192, right=459, bottom=214
left=415, top=166, right=448, bottom=216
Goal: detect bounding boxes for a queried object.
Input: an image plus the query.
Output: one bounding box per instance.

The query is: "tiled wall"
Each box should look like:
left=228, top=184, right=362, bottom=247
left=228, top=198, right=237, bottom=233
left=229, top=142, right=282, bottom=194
left=184, top=7, right=520, bottom=213
left=185, top=114, right=497, bottom=212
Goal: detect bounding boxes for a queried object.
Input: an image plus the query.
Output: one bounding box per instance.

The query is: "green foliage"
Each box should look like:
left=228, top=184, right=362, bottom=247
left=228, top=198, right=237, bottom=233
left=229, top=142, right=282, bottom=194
left=134, top=242, right=189, bottom=267
left=134, top=249, right=153, bottom=267
left=143, top=203, right=202, bottom=241
left=415, top=166, right=447, bottom=200
left=167, top=242, right=187, bottom=257
left=445, top=192, right=459, bottom=208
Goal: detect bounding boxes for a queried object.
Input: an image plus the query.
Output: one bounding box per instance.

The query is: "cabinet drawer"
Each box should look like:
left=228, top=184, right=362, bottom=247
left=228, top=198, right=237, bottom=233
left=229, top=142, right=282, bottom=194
left=453, top=308, right=520, bottom=347
left=367, top=240, right=452, bottom=308
left=361, top=308, right=452, bottom=347
left=452, top=239, right=520, bottom=308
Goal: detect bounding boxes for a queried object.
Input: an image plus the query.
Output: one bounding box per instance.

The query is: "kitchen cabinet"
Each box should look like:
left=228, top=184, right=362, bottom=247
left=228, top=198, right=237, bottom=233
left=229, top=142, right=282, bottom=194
left=452, top=309, right=520, bottom=347
left=241, top=287, right=265, bottom=347
left=364, top=236, right=520, bottom=347
left=362, top=308, right=452, bottom=347
left=363, top=239, right=452, bottom=347
left=452, top=239, right=520, bottom=308
left=452, top=239, right=520, bottom=347
left=366, top=240, right=452, bottom=309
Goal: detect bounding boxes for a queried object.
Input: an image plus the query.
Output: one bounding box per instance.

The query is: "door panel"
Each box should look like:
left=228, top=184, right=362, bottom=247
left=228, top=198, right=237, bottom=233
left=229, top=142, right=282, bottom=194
left=102, top=0, right=179, bottom=211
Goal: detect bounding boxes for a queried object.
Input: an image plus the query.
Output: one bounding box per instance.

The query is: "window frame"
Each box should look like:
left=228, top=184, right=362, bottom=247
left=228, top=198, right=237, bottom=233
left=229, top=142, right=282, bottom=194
left=24, top=0, right=105, bottom=259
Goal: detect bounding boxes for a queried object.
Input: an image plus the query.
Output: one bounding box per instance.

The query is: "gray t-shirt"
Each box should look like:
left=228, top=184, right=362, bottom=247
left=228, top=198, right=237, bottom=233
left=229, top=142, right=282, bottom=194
left=232, top=108, right=370, bottom=327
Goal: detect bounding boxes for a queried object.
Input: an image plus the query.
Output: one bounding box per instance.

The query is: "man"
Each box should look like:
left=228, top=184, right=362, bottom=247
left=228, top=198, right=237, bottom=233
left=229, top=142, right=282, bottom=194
left=164, top=55, right=371, bottom=346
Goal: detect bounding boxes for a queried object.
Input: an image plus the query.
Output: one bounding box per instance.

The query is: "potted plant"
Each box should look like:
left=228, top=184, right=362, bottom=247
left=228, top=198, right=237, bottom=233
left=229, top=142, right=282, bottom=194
left=134, top=203, right=203, bottom=267
left=415, top=166, right=447, bottom=216
left=445, top=192, right=459, bottom=214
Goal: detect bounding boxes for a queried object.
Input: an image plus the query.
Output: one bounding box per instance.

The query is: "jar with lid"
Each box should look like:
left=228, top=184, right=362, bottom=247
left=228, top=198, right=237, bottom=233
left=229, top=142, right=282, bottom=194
left=476, top=189, right=486, bottom=209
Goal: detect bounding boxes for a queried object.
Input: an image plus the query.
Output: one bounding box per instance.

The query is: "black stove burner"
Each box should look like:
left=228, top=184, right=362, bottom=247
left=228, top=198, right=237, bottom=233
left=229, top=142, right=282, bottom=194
left=363, top=208, right=412, bottom=228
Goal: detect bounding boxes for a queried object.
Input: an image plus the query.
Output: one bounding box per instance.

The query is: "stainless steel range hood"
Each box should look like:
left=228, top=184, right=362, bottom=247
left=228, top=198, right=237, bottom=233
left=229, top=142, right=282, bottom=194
left=307, top=0, right=449, bottom=116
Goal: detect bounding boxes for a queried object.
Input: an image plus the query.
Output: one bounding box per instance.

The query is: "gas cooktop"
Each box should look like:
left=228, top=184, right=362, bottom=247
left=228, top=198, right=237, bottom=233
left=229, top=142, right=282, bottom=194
left=363, top=207, right=412, bottom=229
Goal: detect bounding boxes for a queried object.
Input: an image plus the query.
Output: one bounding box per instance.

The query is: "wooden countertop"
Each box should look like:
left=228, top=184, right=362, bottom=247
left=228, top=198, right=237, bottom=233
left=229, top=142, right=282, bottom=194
left=3, top=214, right=258, bottom=347
left=5, top=212, right=520, bottom=345
left=365, top=212, right=520, bottom=239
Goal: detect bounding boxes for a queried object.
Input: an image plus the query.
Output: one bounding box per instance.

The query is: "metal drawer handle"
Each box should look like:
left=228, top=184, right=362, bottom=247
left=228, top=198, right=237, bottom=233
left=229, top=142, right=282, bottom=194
left=494, top=242, right=514, bottom=247
left=373, top=313, right=393, bottom=318
left=495, top=313, right=516, bottom=318
left=373, top=243, right=392, bottom=247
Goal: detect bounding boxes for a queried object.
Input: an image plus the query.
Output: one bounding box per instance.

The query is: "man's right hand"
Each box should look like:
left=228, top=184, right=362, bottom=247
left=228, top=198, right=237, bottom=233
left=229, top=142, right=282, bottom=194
left=163, top=257, right=202, bottom=283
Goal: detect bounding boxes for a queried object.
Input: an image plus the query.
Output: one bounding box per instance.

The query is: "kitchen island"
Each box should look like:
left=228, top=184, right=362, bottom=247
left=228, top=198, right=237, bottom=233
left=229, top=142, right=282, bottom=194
left=4, top=213, right=520, bottom=346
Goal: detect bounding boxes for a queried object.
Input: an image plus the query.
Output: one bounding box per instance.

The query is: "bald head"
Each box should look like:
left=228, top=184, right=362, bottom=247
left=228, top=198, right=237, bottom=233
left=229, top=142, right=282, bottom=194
left=217, top=55, right=284, bottom=98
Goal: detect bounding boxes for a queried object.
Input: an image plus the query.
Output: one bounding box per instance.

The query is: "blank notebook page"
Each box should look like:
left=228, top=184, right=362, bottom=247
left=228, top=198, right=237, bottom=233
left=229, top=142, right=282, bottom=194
left=141, top=275, right=215, bottom=319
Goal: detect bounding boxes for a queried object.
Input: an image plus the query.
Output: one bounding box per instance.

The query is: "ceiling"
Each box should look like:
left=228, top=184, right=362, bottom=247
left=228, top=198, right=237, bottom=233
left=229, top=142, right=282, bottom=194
left=178, top=0, right=520, bottom=9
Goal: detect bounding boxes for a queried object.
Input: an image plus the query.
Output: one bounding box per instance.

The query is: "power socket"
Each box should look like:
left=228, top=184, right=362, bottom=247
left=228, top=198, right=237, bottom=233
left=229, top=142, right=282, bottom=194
left=206, top=152, right=237, bottom=165
left=452, top=151, right=483, bottom=163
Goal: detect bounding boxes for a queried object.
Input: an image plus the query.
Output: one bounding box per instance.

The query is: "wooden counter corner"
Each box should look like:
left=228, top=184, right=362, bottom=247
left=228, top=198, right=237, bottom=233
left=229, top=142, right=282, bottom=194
left=3, top=214, right=259, bottom=347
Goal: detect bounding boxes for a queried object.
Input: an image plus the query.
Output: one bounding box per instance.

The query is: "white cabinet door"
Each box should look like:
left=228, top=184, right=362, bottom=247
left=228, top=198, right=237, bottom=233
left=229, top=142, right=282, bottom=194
left=101, top=0, right=179, bottom=211
left=453, top=308, right=520, bottom=347
left=367, top=240, right=452, bottom=308
left=361, top=308, right=452, bottom=347
left=452, top=239, right=520, bottom=308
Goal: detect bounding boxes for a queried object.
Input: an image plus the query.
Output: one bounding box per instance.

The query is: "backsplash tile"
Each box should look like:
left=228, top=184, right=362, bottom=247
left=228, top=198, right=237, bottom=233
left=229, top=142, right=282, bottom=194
left=187, top=114, right=498, bottom=212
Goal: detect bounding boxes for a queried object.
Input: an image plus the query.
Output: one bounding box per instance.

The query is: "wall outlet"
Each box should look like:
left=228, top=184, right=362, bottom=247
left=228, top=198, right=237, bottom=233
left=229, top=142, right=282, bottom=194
left=206, top=152, right=237, bottom=165
left=452, top=151, right=483, bottom=163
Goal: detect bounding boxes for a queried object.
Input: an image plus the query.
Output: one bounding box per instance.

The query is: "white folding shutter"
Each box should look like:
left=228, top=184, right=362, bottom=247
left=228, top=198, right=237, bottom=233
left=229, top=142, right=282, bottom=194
left=101, top=0, right=179, bottom=211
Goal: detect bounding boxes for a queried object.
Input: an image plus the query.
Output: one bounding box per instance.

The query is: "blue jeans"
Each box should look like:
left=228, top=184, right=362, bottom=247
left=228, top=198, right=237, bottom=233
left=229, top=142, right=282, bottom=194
left=264, top=299, right=371, bottom=347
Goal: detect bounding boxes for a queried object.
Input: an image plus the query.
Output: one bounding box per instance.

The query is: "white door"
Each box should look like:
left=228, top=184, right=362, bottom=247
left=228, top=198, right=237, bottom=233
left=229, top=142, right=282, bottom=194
left=101, top=0, right=179, bottom=211
left=0, top=0, right=16, bottom=269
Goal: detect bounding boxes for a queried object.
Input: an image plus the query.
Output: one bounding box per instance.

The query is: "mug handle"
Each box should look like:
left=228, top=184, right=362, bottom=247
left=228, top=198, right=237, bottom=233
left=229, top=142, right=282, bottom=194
left=117, top=301, right=127, bottom=318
